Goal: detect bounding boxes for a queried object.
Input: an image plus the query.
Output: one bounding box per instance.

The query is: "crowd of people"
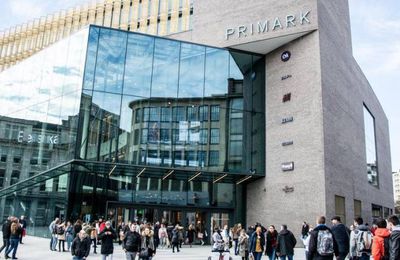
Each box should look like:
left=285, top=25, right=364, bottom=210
left=0, top=215, right=27, bottom=259
left=1, top=213, right=400, bottom=260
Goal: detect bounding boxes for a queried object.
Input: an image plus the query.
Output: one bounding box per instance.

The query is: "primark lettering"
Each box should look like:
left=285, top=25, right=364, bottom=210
left=225, top=10, right=310, bottom=40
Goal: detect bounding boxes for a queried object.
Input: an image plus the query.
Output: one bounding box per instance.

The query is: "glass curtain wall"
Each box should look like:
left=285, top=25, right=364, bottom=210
left=0, top=29, right=88, bottom=231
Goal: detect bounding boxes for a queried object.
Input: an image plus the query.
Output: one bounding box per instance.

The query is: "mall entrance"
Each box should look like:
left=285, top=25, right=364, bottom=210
left=106, top=202, right=232, bottom=243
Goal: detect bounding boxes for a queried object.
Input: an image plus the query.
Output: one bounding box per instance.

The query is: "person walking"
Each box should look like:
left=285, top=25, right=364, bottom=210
left=371, top=218, right=390, bottom=260
left=0, top=217, right=11, bottom=257
left=196, top=220, right=205, bottom=245
left=265, top=225, right=278, bottom=260
left=307, top=216, right=338, bottom=260
left=74, top=220, right=83, bottom=239
left=5, top=219, right=22, bottom=260
left=98, top=221, right=117, bottom=260
left=349, top=217, right=372, bottom=260
left=66, top=221, right=74, bottom=251
left=330, top=216, right=350, bottom=260
left=238, top=228, right=249, bottom=260
left=90, top=223, right=98, bottom=254
left=71, top=230, right=91, bottom=260
left=387, top=215, right=400, bottom=260
left=158, top=224, right=168, bottom=249
left=276, top=224, right=297, bottom=260
left=249, top=226, right=265, bottom=260
left=187, top=224, right=195, bottom=248
left=57, top=221, right=67, bottom=252
left=19, top=215, right=26, bottom=244
left=171, top=225, right=180, bottom=253
left=122, top=223, right=141, bottom=260
left=140, top=227, right=156, bottom=260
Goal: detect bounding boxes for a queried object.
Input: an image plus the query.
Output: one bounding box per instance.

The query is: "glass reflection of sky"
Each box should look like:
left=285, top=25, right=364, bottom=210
left=0, top=28, right=88, bottom=125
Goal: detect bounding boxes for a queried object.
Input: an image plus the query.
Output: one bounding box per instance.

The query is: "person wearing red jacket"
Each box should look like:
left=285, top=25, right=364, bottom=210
left=371, top=218, right=390, bottom=260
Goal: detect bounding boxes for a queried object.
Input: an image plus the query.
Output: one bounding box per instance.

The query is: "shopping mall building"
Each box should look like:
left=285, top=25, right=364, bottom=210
left=0, top=0, right=394, bottom=238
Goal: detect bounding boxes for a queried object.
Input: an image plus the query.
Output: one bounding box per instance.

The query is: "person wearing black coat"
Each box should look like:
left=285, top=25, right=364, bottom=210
left=307, top=216, right=338, bottom=260
left=98, top=221, right=117, bottom=258
left=265, top=225, right=278, bottom=259
left=387, top=215, right=400, bottom=260
left=0, top=217, right=11, bottom=255
left=330, top=216, right=349, bottom=260
left=276, top=225, right=297, bottom=260
left=123, top=223, right=141, bottom=260
left=71, top=230, right=91, bottom=260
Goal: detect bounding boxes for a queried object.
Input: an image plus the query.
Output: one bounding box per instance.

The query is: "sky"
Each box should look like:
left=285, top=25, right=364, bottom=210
left=0, top=0, right=399, bottom=171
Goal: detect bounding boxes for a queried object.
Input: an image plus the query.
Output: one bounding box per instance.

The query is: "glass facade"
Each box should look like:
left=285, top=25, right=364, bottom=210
left=363, top=105, right=378, bottom=187
left=0, top=25, right=265, bottom=237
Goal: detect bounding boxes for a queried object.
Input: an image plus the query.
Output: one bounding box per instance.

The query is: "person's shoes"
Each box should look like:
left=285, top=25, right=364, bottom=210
left=177, top=250, right=180, bottom=252
left=5, top=255, right=10, bottom=259
left=172, top=251, right=175, bottom=253
left=19, top=242, right=23, bottom=244
left=201, top=241, right=205, bottom=246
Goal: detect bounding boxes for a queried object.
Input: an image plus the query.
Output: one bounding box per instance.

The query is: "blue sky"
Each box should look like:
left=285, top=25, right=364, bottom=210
left=0, top=0, right=399, bottom=171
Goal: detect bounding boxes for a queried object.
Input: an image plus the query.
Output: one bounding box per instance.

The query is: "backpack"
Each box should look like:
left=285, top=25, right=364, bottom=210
left=355, top=230, right=372, bottom=254
left=316, top=229, right=334, bottom=256
left=381, top=236, right=390, bottom=260
left=57, top=226, right=65, bottom=235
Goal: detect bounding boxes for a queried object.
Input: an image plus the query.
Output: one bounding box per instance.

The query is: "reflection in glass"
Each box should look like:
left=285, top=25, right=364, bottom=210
left=364, top=105, right=378, bottom=186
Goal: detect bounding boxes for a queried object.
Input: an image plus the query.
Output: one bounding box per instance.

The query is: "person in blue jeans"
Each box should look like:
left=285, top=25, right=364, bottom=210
left=276, top=224, right=296, bottom=260
left=249, top=226, right=265, bottom=260
left=5, top=220, right=22, bottom=259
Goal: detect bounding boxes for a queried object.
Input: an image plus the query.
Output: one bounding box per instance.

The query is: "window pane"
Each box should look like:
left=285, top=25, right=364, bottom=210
left=363, top=105, right=378, bottom=187
left=210, top=105, right=220, bottom=121
left=210, top=129, right=219, bottom=144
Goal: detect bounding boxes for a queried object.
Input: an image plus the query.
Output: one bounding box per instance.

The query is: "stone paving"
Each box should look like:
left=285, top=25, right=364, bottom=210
left=2, top=235, right=309, bottom=260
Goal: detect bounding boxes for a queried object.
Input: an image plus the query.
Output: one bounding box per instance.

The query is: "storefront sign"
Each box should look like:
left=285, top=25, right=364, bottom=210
left=281, top=162, right=294, bottom=171
left=281, top=51, right=291, bottom=62
left=17, top=130, right=59, bottom=144
left=225, top=11, right=311, bottom=40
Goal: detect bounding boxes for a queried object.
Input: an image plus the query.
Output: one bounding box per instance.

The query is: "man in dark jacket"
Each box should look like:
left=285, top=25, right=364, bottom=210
left=0, top=217, right=11, bottom=255
left=123, top=223, right=141, bottom=260
left=98, top=221, right=117, bottom=258
left=330, top=216, right=349, bottom=260
left=71, top=230, right=91, bottom=260
left=308, top=216, right=338, bottom=260
left=387, top=215, right=400, bottom=260
left=276, top=224, right=297, bottom=260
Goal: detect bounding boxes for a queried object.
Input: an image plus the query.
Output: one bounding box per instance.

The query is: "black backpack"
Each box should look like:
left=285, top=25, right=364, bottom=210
left=381, top=236, right=390, bottom=260
left=57, top=226, right=65, bottom=235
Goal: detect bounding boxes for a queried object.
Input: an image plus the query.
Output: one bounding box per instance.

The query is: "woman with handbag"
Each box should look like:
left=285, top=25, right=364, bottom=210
left=140, top=227, right=156, bottom=260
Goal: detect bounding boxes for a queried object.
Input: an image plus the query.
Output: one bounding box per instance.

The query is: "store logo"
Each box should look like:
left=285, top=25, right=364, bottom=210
left=281, top=51, right=291, bottom=62
left=281, top=162, right=294, bottom=171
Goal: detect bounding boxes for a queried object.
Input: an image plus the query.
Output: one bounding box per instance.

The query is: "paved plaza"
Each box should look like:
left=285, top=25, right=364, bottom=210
left=4, top=235, right=308, bottom=260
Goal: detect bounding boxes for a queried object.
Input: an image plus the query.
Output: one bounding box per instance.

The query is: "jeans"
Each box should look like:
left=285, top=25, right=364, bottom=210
left=234, top=239, right=238, bottom=255
left=253, top=252, right=263, bottom=260
left=51, top=235, right=58, bottom=250
left=279, top=255, right=293, bottom=260
left=72, top=257, right=84, bottom=260
left=102, top=254, right=113, bottom=260
left=66, top=234, right=73, bottom=250
left=0, top=238, right=10, bottom=254
left=160, top=237, right=167, bottom=248
left=5, top=238, right=19, bottom=258
left=267, top=249, right=276, bottom=260
left=125, top=251, right=137, bottom=260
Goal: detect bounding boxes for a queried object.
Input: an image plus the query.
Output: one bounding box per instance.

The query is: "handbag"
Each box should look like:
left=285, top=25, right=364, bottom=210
left=198, top=232, right=204, bottom=239
left=139, top=248, right=149, bottom=258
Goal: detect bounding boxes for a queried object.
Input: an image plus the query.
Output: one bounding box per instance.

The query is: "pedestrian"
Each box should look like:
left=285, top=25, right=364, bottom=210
left=196, top=220, right=205, bottom=246
left=177, top=225, right=184, bottom=248
left=158, top=223, right=168, bottom=248
left=71, top=230, right=91, bottom=260
left=66, top=221, right=74, bottom=251
left=265, top=225, right=278, bottom=260
left=5, top=219, right=22, bottom=260
left=19, top=215, right=27, bottom=244
left=74, top=220, right=83, bottom=239
left=232, top=224, right=239, bottom=255
left=330, top=216, right=350, bottom=260
left=122, top=223, right=141, bottom=260
left=98, top=221, right=117, bottom=260
left=89, top=222, right=98, bottom=254
left=187, top=224, right=195, bottom=248
left=49, top=217, right=59, bottom=251
left=0, top=216, right=11, bottom=257
left=301, top=225, right=313, bottom=259
left=301, top=221, right=310, bottom=239
left=349, top=217, right=372, bottom=260
left=57, top=221, right=67, bottom=252
left=222, top=224, right=231, bottom=251
left=212, top=227, right=224, bottom=252
left=140, top=227, right=156, bottom=260
left=51, top=219, right=61, bottom=251
left=171, top=224, right=180, bottom=253
left=371, top=218, right=390, bottom=260
left=249, top=226, right=265, bottom=260
left=307, top=216, right=338, bottom=260
left=387, top=215, right=400, bottom=260
left=238, top=228, right=249, bottom=260
left=276, top=224, right=297, bottom=260
left=153, top=222, right=160, bottom=249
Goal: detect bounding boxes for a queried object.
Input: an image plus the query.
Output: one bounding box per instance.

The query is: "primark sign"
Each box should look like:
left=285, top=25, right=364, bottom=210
left=225, top=10, right=311, bottom=40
